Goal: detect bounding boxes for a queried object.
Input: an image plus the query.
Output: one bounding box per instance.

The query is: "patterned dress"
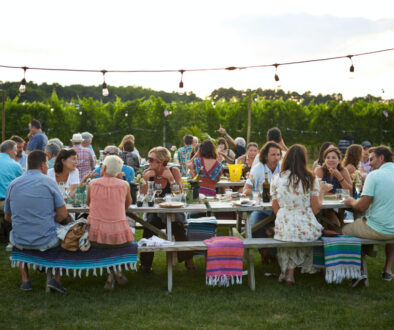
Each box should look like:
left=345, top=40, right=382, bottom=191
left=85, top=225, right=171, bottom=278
left=193, top=157, right=223, bottom=196
left=271, top=170, right=323, bottom=273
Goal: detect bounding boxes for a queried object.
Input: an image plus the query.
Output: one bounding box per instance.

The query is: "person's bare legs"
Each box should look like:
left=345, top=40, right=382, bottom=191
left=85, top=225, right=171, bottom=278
left=53, top=269, right=62, bottom=284
left=383, top=243, right=394, bottom=274
left=19, top=263, right=30, bottom=284
left=286, top=268, right=295, bottom=285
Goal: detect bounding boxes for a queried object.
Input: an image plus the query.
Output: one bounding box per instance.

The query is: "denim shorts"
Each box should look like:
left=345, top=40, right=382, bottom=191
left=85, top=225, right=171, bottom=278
left=10, top=233, right=60, bottom=252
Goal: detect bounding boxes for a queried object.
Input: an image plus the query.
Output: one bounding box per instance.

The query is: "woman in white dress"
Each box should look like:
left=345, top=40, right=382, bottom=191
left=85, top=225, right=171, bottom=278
left=271, top=144, right=331, bottom=285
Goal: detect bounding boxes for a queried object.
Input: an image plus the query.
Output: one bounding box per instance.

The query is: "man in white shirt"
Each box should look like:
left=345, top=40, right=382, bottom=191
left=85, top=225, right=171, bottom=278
left=243, top=142, right=282, bottom=263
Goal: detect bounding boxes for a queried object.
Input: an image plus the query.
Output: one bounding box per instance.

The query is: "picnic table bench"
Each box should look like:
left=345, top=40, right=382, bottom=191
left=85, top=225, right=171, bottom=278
left=140, top=237, right=394, bottom=292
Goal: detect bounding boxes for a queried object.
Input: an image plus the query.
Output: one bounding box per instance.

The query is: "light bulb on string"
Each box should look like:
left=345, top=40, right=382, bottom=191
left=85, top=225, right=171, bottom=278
left=79, top=111, right=83, bottom=116
left=19, top=67, right=27, bottom=93
left=179, top=70, right=185, bottom=89
left=101, top=70, right=109, bottom=97
left=348, top=55, right=355, bottom=73
left=274, top=64, right=280, bottom=82
left=125, top=112, right=128, bottom=117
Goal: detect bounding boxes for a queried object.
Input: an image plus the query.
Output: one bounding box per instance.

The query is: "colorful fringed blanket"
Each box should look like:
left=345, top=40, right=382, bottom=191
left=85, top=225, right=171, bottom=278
left=187, top=217, right=217, bottom=241
left=11, top=243, right=138, bottom=277
left=204, top=236, right=243, bottom=287
left=316, top=236, right=361, bottom=283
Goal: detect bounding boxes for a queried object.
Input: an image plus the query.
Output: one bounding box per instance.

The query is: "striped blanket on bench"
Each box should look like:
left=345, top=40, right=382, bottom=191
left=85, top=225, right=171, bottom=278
left=10, top=243, right=138, bottom=277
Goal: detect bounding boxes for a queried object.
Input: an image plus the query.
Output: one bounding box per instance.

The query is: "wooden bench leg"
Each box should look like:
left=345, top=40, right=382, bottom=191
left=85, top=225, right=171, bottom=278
left=246, top=248, right=255, bottom=291
left=45, top=268, right=52, bottom=293
left=166, top=214, right=175, bottom=293
left=167, top=252, right=173, bottom=293
left=361, top=251, right=369, bottom=287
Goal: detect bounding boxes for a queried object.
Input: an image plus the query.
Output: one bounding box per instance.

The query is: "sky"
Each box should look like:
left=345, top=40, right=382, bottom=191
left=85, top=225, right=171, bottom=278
left=1, top=0, right=394, bottom=100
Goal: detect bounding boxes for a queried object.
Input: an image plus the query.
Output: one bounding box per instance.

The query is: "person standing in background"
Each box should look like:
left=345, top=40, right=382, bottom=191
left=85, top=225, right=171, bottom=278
left=26, top=120, right=48, bottom=153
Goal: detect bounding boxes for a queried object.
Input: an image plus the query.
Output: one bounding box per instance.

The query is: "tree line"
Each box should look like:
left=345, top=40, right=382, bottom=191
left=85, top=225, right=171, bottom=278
left=1, top=89, right=392, bottom=159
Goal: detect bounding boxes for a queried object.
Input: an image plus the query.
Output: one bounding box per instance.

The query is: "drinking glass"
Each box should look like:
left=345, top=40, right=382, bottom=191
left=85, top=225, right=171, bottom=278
left=182, top=186, right=189, bottom=205
left=225, top=188, right=232, bottom=200
left=341, top=189, right=350, bottom=200
left=155, top=183, right=163, bottom=196
left=137, top=194, right=145, bottom=207
left=172, top=184, right=180, bottom=196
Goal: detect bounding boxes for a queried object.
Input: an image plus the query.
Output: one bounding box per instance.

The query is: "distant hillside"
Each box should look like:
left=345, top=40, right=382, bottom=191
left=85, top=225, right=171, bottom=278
left=0, top=81, right=388, bottom=105
left=0, top=81, right=201, bottom=103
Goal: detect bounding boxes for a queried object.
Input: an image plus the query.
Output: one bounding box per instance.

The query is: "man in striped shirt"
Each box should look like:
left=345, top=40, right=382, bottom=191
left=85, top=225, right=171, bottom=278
left=71, top=133, right=95, bottom=181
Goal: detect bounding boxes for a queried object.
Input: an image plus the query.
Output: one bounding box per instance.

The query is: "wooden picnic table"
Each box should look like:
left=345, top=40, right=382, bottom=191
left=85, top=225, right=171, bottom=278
left=68, top=199, right=348, bottom=291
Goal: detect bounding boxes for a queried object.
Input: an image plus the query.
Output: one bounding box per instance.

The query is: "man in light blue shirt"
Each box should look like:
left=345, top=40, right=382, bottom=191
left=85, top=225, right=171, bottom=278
left=4, top=150, right=70, bottom=292
left=243, top=142, right=282, bottom=263
left=93, top=145, right=135, bottom=183
left=26, top=119, right=48, bottom=153
left=344, top=145, right=394, bottom=282
left=0, top=140, right=23, bottom=242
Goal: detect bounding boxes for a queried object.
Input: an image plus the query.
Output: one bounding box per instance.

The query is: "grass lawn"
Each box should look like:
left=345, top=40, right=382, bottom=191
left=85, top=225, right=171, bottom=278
left=0, top=229, right=393, bottom=329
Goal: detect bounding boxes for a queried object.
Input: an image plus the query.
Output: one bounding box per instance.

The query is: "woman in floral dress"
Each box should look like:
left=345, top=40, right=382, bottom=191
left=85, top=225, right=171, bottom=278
left=271, top=144, right=331, bottom=285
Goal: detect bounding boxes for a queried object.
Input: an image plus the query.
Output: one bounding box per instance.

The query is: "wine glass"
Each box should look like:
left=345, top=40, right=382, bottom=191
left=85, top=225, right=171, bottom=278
left=182, top=185, right=189, bottom=205
left=171, top=184, right=180, bottom=195
left=155, top=183, right=163, bottom=197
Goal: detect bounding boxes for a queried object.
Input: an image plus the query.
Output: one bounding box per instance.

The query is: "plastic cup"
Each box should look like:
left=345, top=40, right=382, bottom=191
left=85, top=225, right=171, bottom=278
left=225, top=188, right=232, bottom=200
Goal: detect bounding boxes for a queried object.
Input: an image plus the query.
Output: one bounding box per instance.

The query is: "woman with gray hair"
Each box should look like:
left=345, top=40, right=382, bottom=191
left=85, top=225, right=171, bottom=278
left=86, top=155, right=133, bottom=290
left=45, top=139, right=63, bottom=168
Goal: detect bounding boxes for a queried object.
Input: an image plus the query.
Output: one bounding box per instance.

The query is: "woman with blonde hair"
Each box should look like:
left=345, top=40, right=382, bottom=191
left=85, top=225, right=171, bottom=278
left=140, top=147, right=195, bottom=272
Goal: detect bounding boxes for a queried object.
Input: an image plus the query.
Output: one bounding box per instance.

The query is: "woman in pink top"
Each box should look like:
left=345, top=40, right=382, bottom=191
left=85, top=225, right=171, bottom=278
left=86, top=155, right=133, bottom=289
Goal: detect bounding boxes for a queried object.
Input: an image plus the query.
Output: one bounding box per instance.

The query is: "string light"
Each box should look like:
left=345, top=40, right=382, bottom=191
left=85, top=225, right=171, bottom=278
left=101, top=70, right=109, bottom=97
left=179, top=70, right=184, bottom=89
left=19, top=66, right=27, bottom=93
left=0, top=48, right=392, bottom=90
left=348, top=55, right=354, bottom=72
left=125, top=111, right=128, bottom=117
left=274, top=64, right=280, bottom=82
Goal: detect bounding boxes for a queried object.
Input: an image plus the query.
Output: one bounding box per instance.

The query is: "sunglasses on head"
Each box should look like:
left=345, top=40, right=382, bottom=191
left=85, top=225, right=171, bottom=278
left=103, top=151, right=118, bottom=155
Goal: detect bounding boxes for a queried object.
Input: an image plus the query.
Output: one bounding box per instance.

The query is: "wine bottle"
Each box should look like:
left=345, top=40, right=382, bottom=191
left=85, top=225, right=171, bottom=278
left=262, top=172, right=270, bottom=202
left=192, top=166, right=203, bottom=182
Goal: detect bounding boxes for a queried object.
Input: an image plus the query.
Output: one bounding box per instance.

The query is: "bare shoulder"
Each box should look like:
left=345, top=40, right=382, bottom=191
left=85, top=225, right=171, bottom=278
left=314, top=166, right=323, bottom=177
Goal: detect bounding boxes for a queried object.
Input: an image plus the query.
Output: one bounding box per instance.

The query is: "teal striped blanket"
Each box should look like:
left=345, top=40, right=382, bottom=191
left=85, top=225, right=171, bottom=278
left=11, top=243, right=138, bottom=277
left=314, top=236, right=361, bottom=283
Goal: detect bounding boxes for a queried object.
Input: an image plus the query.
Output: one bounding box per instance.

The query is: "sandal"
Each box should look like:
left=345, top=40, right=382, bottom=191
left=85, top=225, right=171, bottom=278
left=278, top=273, right=285, bottom=283
left=115, top=271, right=128, bottom=286
left=104, top=273, right=115, bottom=290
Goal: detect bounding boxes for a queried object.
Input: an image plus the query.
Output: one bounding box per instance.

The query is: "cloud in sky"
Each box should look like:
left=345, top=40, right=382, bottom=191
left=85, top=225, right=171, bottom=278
left=1, top=1, right=394, bottom=99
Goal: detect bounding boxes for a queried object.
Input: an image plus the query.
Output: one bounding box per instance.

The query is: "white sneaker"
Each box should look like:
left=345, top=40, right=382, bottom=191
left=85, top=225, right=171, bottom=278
left=5, top=243, right=12, bottom=252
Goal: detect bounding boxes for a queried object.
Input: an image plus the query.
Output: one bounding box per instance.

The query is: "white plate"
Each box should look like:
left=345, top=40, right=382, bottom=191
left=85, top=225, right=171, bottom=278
left=232, top=199, right=256, bottom=207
